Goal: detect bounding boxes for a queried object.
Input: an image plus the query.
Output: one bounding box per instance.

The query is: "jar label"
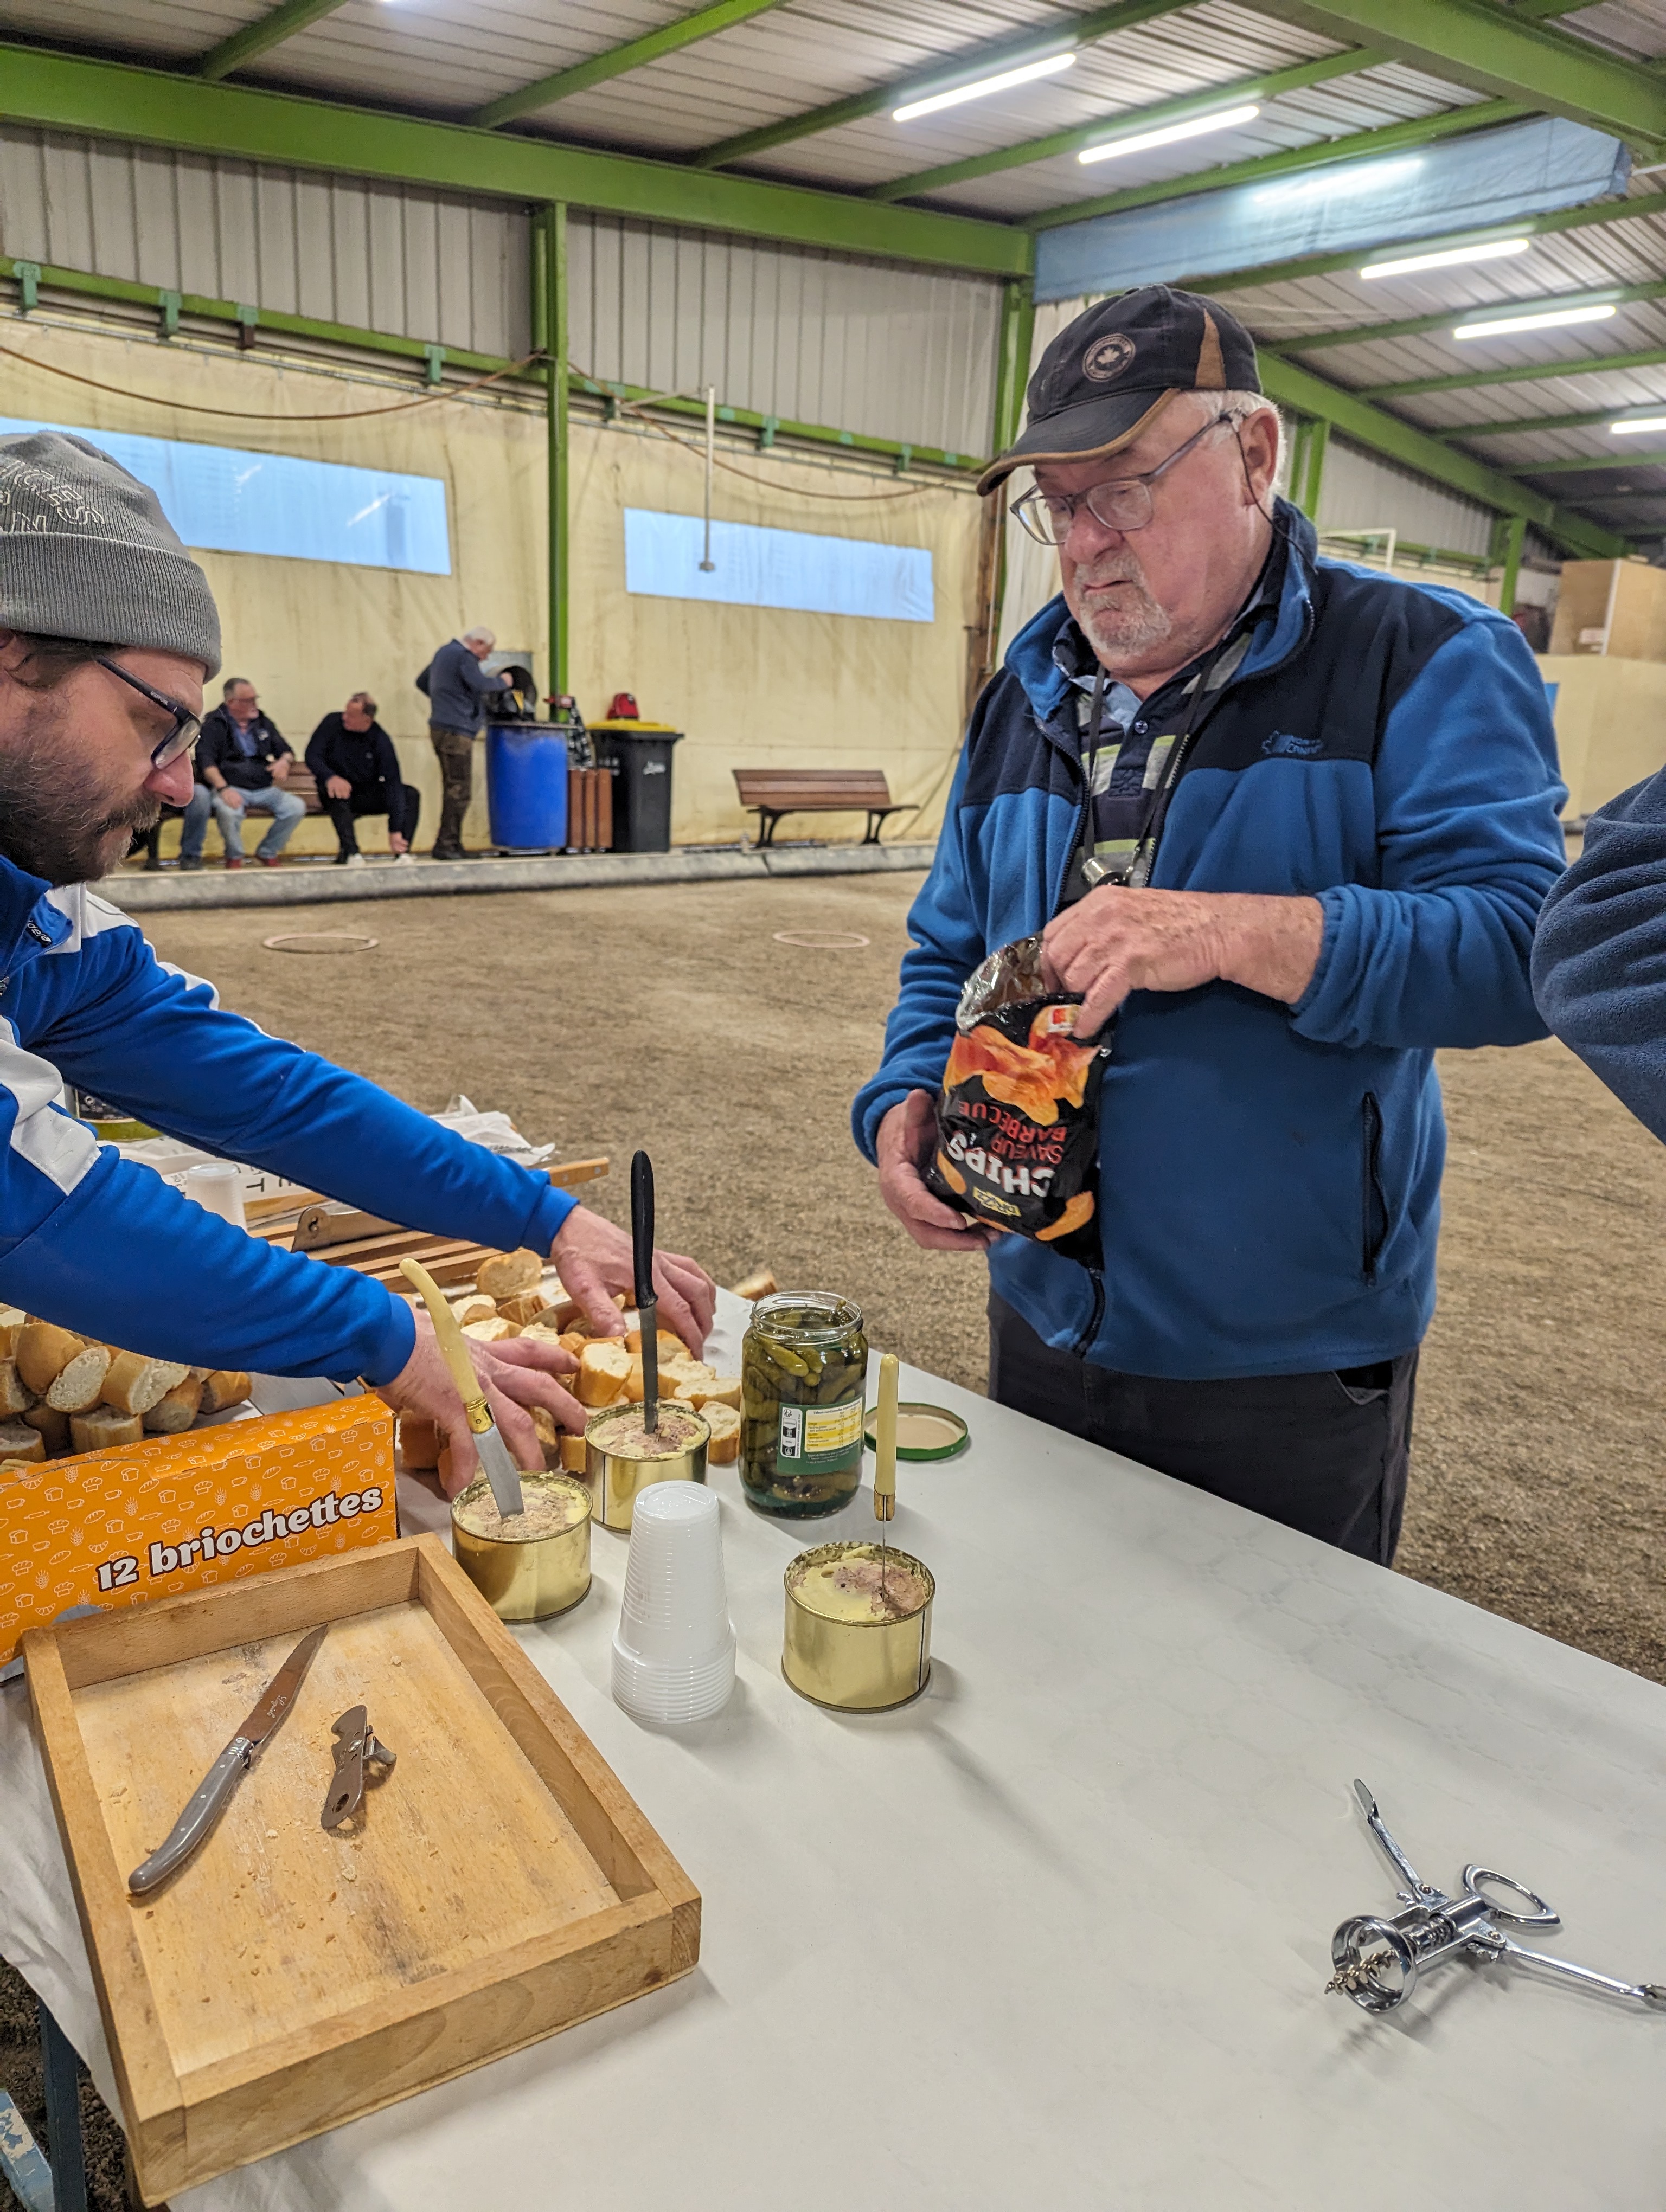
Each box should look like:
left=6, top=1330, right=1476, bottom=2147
left=777, top=1395, right=863, bottom=1472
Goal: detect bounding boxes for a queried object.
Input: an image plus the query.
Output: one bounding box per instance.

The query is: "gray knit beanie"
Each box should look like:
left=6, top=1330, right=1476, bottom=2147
left=0, top=431, right=221, bottom=676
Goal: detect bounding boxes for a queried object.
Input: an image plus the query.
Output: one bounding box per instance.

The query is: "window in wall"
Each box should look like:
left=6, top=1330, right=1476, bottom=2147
left=623, top=509, right=933, bottom=622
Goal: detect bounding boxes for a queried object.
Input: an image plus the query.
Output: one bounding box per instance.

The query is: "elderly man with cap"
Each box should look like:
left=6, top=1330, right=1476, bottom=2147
left=0, top=430, right=714, bottom=1488
left=854, top=287, right=1565, bottom=1562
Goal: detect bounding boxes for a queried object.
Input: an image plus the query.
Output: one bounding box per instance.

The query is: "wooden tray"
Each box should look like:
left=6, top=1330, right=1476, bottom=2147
left=24, top=1536, right=700, bottom=2203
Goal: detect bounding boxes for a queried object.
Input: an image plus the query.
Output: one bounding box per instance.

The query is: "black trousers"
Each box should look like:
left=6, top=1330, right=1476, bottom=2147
left=988, top=1292, right=1417, bottom=1564
left=325, top=781, right=421, bottom=854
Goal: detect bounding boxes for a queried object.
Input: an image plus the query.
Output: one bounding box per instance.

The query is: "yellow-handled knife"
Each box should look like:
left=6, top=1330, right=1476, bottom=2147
left=401, top=1257, right=525, bottom=1518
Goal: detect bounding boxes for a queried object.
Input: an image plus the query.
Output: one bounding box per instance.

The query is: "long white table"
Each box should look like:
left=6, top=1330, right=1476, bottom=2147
left=4, top=1291, right=1665, bottom=2210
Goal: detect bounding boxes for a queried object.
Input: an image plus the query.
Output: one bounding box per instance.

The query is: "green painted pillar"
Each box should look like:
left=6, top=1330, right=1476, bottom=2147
left=983, top=276, right=1036, bottom=686
left=1496, top=512, right=1527, bottom=616
left=536, top=203, right=570, bottom=696
left=1290, top=416, right=1329, bottom=519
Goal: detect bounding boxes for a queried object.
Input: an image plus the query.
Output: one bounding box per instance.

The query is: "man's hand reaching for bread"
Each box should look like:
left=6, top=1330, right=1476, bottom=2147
left=380, top=1316, right=584, bottom=1498
left=552, top=1205, right=716, bottom=1354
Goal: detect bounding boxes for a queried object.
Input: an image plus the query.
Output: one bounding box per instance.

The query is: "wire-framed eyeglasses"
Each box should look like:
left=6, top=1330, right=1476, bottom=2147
left=1010, top=412, right=1239, bottom=545
left=95, top=657, right=203, bottom=767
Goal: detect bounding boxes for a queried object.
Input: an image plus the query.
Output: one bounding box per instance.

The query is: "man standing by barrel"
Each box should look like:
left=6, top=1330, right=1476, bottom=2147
left=418, top=626, right=510, bottom=860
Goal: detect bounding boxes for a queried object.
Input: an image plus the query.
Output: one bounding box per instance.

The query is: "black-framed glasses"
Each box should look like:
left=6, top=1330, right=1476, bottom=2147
left=1010, top=413, right=1236, bottom=545
left=95, top=657, right=203, bottom=767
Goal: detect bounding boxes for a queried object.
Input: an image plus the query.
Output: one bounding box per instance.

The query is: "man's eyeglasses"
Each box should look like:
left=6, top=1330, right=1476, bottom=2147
left=95, top=657, right=203, bottom=768
left=1010, top=413, right=1238, bottom=546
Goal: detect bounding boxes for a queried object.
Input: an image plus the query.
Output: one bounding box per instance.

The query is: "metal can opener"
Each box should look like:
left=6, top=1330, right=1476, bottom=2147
left=321, top=1705, right=396, bottom=1830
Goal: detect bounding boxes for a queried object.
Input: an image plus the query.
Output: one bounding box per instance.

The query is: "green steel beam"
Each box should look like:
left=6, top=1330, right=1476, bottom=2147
left=1188, top=186, right=1666, bottom=294
left=992, top=279, right=1035, bottom=455
left=1439, top=403, right=1658, bottom=438
left=870, top=49, right=1380, bottom=202
left=1496, top=512, right=1526, bottom=614
left=1506, top=447, right=1666, bottom=473
left=197, top=0, right=349, bottom=82
left=1249, top=0, right=1666, bottom=147
left=470, top=0, right=789, bottom=131
left=1283, top=279, right=1666, bottom=355
left=1288, top=415, right=1331, bottom=515
left=1255, top=349, right=1627, bottom=554
left=0, top=44, right=1029, bottom=276
left=691, top=0, right=1199, bottom=171
left=1026, top=97, right=1526, bottom=231
left=1364, top=344, right=1666, bottom=397
left=536, top=206, right=571, bottom=696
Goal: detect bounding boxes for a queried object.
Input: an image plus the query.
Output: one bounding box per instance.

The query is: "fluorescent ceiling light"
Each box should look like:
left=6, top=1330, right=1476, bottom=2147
left=1610, top=415, right=1666, bottom=435
left=893, top=52, right=1073, bottom=123
left=1077, top=103, right=1260, bottom=166
left=1454, top=303, right=1616, bottom=340
left=1255, top=156, right=1421, bottom=207
left=1360, top=236, right=1530, bottom=279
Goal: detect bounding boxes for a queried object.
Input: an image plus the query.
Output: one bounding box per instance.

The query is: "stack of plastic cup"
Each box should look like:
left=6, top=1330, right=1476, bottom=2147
left=183, top=1160, right=247, bottom=1228
left=612, top=1481, right=735, bottom=1724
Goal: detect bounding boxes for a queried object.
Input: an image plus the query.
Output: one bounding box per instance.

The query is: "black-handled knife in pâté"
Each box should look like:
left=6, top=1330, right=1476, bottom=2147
left=127, top=1625, right=326, bottom=1895
left=631, top=1149, right=659, bottom=1432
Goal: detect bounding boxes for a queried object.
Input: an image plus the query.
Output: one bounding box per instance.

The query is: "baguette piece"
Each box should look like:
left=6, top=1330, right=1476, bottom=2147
left=196, top=1369, right=252, bottom=1413
left=676, top=1373, right=741, bottom=1411
left=730, top=1269, right=777, bottom=1302
left=496, top=1290, right=552, bottom=1328
left=15, top=1323, right=84, bottom=1397
left=0, top=1307, right=27, bottom=1358
left=557, top=1431, right=588, bottom=1475
left=47, top=1344, right=113, bottom=1413
left=102, top=1351, right=190, bottom=1417
left=626, top=1327, right=695, bottom=1362
left=23, top=1404, right=69, bottom=1455
left=399, top=1415, right=441, bottom=1472
left=464, top=1316, right=516, bottom=1344
left=704, top=1402, right=740, bottom=1464
left=576, top=1339, right=632, bottom=1407
left=144, top=1374, right=204, bottom=1434
left=70, top=1405, right=144, bottom=1454
left=0, top=1419, right=45, bottom=1465
left=475, top=1248, right=542, bottom=1300
left=0, top=1359, right=34, bottom=1417
left=452, top=1297, right=498, bottom=1328
left=530, top=1405, right=560, bottom=1457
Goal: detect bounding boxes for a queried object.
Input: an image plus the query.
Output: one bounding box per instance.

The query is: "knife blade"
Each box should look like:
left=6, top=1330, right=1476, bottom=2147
left=128, top=1624, right=326, bottom=1895
left=631, top=1150, right=658, bottom=1433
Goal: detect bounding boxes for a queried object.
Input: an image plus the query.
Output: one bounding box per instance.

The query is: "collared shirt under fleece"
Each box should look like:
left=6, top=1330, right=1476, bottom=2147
left=852, top=503, right=1567, bottom=1381
left=0, top=864, right=576, bottom=1382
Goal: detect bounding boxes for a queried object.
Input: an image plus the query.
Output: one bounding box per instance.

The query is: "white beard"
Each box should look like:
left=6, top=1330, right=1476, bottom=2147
left=1067, top=552, right=1175, bottom=662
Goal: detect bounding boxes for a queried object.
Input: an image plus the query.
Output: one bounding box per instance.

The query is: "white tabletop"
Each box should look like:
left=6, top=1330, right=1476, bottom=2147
left=4, top=1291, right=1665, bottom=2211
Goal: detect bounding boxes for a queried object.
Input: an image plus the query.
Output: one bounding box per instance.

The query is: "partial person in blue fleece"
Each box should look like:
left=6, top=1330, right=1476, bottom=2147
left=0, top=430, right=714, bottom=1491
left=1532, top=771, right=1666, bottom=1140
left=854, top=287, right=1566, bottom=1565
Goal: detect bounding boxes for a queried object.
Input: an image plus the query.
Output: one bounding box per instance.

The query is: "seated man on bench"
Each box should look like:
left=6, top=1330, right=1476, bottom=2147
left=306, top=692, right=421, bottom=868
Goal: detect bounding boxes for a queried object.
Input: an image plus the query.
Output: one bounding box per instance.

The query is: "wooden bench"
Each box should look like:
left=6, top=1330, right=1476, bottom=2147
left=732, top=768, right=905, bottom=846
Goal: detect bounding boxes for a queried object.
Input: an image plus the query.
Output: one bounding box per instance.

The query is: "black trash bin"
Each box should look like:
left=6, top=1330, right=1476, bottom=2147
left=591, top=725, right=683, bottom=852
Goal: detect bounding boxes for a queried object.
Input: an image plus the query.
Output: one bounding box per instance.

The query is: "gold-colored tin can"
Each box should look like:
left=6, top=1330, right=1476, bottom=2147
left=584, top=1402, right=710, bottom=1532
left=449, top=1472, right=593, bottom=1622
left=781, top=1540, right=934, bottom=1712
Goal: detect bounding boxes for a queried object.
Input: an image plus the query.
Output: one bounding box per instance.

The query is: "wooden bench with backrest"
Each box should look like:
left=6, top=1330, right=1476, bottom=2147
left=732, top=768, right=905, bottom=847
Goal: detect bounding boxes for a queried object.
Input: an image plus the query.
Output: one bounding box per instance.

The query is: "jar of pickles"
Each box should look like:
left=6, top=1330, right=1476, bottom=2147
left=740, top=1293, right=869, bottom=1519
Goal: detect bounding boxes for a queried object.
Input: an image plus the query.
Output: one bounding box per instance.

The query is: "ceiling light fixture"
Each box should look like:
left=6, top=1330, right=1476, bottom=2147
left=1454, top=303, right=1616, bottom=340
left=1610, top=415, right=1666, bottom=435
left=1360, top=237, right=1531, bottom=280
left=1077, top=102, right=1260, bottom=166
left=893, top=51, right=1074, bottom=124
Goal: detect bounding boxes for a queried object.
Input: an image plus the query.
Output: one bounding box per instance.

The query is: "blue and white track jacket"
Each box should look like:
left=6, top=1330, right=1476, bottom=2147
left=0, top=861, right=574, bottom=1382
left=854, top=506, right=1567, bottom=1379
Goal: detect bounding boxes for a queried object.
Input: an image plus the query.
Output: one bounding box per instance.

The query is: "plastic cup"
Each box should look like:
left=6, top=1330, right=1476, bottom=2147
left=183, top=1161, right=247, bottom=1228
left=611, top=1481, right=735, bottom=1724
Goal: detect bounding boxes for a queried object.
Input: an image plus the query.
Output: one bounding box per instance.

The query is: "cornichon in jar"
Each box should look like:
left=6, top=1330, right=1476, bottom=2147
left=740, top=1293, right=868, bottom=1520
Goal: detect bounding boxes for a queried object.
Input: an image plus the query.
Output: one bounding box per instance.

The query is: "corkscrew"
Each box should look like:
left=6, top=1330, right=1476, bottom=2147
left=1326, top=1780, right=1666, bottom=2015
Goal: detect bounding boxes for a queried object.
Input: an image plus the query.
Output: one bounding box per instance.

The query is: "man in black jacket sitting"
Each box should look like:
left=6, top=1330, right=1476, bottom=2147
left=305, top=692, right=421, bottom=868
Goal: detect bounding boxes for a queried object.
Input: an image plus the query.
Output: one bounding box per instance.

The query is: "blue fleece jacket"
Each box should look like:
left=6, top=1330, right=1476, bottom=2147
left=0, top=864, right=575, bottom=1381
left=854, top=506, right=1566, bottom=1379
left=1532, top=767, right=1666, bottom=1139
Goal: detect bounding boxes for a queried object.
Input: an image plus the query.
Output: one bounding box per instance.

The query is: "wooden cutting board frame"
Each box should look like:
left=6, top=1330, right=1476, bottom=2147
left=24, top=1536, right=700, bottom=2204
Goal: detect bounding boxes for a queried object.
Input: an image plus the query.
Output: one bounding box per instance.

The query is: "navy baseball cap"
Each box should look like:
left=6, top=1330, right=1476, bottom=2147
left=978, top=285, right=1260, bottom=495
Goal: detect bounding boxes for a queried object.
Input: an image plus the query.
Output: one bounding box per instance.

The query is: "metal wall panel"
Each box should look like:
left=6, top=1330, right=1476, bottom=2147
left=0, top=124, right=530, bottom=357
left=1318, top=434, right=1495, bottom=557
left=568, top=212, right=1001, bottom=454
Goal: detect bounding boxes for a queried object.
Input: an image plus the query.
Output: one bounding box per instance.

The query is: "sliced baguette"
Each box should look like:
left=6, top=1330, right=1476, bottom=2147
left=0, top=1307, right=27, bottom=1358
left=399, top=1415, right=441, bottom=1472
left=47, top=1344, right=113, bottom=1413
left=102, top=1351, right=190, bottom=1417
left=0, top=1359, right=35, bottom=1417
left=558, top=1431, right=588, bottom=1474
left=23, top=1404, right=69, bottom=1454
left=197, top=1369, right=252, bottom=1413
left=0, top=1418, right=45, bottom=1465
left=704, top=1402, right=740, bottom=1464
left=496, top=1290, right=552, bottom=1328
left=676, top=1373, right=741, bottom=1411
left=452, top=1297, right=498, bottom=1328
left=69, top=1406, right=144, bottom=1454
left=576, top=1339, right=632, bottom=1407
left=476, top=1248, right=542, bottom=1300
left=15, top=1323, right=84, bottom=1397
left=464, top=1316, right=517, bottom=1343
left=144, top=1374, right=204, bottom=1434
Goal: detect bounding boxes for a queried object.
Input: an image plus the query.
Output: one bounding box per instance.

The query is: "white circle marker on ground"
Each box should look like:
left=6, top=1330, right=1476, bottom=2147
left=770, top=930, right=871, bottom=949
left=261, top=932, right=380, bottom=954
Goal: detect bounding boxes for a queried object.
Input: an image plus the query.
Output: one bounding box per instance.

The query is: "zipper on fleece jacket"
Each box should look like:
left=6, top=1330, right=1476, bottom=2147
left=1361, top=1092, right=1388, bottom=1283
left=1071, top=1264, right=1107, bottom=1358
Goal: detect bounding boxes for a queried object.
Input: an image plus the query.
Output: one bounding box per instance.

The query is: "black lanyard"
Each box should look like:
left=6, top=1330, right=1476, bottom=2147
left=1077, top=637, right=1229, bottom=893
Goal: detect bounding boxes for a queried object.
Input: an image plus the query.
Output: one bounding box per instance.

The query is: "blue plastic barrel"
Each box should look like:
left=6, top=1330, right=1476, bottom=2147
left=486, top=723, right=569, bottom=851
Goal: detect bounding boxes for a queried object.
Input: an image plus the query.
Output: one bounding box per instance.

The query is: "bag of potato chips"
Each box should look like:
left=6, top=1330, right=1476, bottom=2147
left=923, top=933, right=1109, bottom=1264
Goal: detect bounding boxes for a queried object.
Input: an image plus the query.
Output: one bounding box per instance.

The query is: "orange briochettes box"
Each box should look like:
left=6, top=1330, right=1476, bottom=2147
left=0, top=1396, right=398, bottom=1666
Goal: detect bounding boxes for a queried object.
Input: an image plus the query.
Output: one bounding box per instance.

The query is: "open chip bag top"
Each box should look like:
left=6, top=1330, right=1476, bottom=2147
left=924, top=932, right=1111, bottom=1266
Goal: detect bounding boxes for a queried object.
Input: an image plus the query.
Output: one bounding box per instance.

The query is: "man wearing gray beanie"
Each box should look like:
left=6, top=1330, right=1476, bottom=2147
left=0, top=431, right=714, bottom=1481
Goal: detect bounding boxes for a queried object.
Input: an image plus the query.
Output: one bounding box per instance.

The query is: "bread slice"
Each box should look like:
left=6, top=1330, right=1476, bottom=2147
left=47, top=1344, right=113, bottom=1412
left=730, top=1269, right=777, bottom=1302
left=558, top=1431, right=588, bottom=1474
left=464, top=1316, right=517, bottom=1343
left=625, top=1327, right=695, bottom=1361
left=15, top=1322, right=84, bottom=1397
left=704, top=1403, right=740, bottom=1464
left=23, top=1404, right=69, bottom=1455
left=452, top=1296, right=498, bottom=1328
left=144, top=1374, right=204, bottom=1434
left=530, top=1405, right=560, bottom=1457
left=576, top=1339, right=632, bottom=1407
left=676, top=1373, right=741, bottom=1412
left=0, top=1307, right=28, bottom=1358
left=0, top=1359, right=35, bottom=1417
left=0, top=1418, right=45, bottom=1464
left=69, top=1406, right=144, bottom=1454
left=476, top=1248, right=542, bottom=1300
left=102, top=1351, right=191, bottom=1417
left=197, top=1369, right=252, bottom=1413
left=497, top=1290, right=552, bottom=1328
